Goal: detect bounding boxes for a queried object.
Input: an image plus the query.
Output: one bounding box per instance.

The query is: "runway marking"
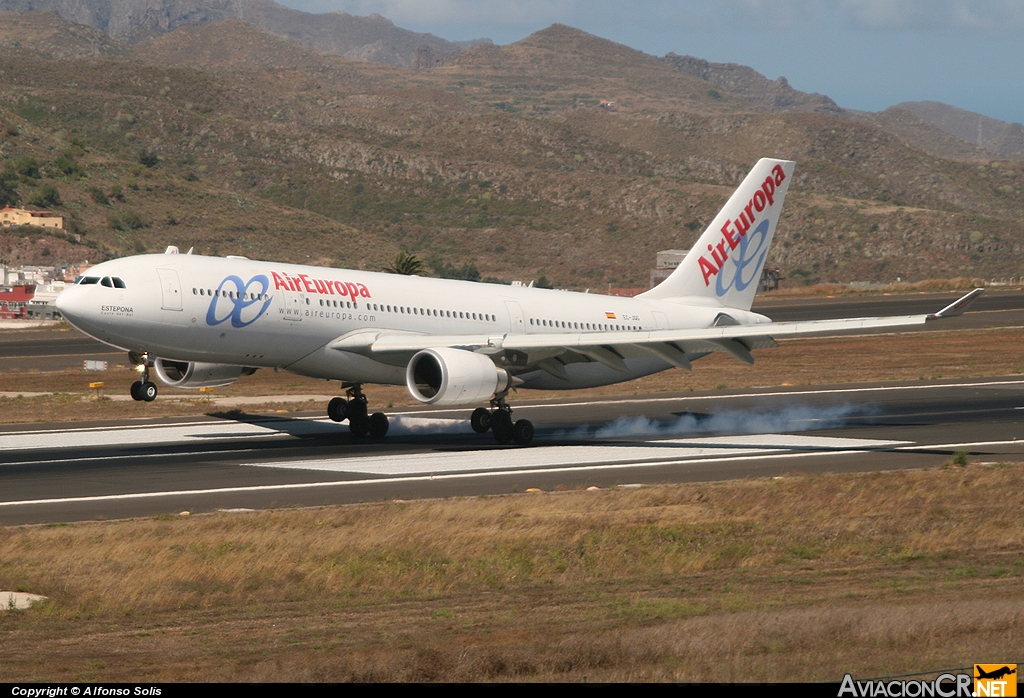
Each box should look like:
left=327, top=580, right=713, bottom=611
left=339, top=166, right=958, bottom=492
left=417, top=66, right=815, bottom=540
left=245, top=435, right=907, bottom=476
left=0, top=436, right=909, bottom=508
left=0, top=417, right=335, bottom=451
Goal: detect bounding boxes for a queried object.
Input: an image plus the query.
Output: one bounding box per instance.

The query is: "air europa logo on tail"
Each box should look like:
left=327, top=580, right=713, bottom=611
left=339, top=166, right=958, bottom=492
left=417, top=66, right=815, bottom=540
left=271, top=271, right=372, bottom=300
left=700, top=164, right=787, bottom=291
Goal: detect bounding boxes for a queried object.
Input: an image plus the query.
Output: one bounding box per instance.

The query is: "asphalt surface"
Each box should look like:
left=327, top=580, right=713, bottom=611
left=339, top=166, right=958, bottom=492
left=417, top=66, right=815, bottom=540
left=0, top=290, right=1021, bottom=525
left=1, top=377, right=1023, bottom=524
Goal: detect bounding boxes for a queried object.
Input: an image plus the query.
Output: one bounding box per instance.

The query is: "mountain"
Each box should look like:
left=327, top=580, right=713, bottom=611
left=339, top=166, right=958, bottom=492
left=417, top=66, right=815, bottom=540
left=0, top=0, right=489, bottom=65
left=660, top=53, right=846, bottom=116
left=893, top=101, right=1024, bottom=159
left=1, top=14, right=1022, bottom=289
left=854, top=106, right=996, bottom=162
left=0, top=10, right=127, bottom=58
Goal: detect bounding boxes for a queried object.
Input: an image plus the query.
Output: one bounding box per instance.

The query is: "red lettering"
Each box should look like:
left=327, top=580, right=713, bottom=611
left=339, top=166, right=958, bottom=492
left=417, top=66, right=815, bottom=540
left=709, top=243, right=724, bottom=268
left=313, top=279, right=329, bottom=294
left=358, top=283, right=371, bottom=298
left=334, top=281, right=349, bottom=297
left=743, top=202, right=755, bottom=227
left=699, top=256, right=718, bottom=285
left=272, top=272, right=288, bottom=290
left=715, top=240, right=729, bottom=264
left=345, top=282, right=360, bottom=300
left=722, top=222, right=740, bottom=249
left=753, top=190, right=766, bottom=212
left=773, top=164, right=785, bottom=185
left=299, top=274, right=315, bottom=293
left=762, top=177, right=775, bottom=205
left=735, top=212, right=751, bottom=236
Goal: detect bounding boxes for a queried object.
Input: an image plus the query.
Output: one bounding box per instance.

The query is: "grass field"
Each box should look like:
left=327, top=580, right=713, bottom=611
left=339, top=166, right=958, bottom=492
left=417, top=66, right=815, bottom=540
left=1, top=324, right=1021, bottom=681
left=1, top=465, right=1021, bottom=681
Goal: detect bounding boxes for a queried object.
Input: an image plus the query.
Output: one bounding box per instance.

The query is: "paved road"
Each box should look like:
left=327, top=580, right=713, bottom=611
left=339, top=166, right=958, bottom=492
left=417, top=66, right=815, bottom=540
left=2, top=376, right=1022, bottom=524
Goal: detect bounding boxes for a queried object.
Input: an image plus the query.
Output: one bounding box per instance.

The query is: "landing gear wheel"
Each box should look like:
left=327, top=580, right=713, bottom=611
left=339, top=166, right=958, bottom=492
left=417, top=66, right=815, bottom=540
left=368, top=412, right=389, bottom=438
left=491, top=410, right=514, bottom=445
left=346, top=398, right=368, bottom=424
left=327, top=397, right=348, bottom=422
left=140, top=382, right=157, bottom=402
left=349, top=415, right=369, bottom=437
left=130, top=381, right=143, bottom=401
left=512, top=419, right=534, bottom=446
left=471, top=407, right=492, bottom=433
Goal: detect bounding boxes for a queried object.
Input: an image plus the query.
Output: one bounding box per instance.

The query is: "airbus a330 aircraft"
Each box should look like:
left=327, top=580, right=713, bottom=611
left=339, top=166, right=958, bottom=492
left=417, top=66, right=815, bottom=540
left=56, top=158, right=981, bottom=445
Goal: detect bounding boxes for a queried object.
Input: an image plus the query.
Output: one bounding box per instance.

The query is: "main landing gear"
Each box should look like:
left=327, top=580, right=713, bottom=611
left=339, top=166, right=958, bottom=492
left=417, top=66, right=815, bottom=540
left=128, top=351, right=158, bottom=402
left=327, top=383, right=389, bottom=438
left=471, top=393, right=534, bottom=446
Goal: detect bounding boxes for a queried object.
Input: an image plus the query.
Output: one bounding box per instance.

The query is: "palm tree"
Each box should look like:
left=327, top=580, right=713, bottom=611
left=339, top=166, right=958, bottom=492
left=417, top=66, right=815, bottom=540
left=384, top=252, right=424, bottom=276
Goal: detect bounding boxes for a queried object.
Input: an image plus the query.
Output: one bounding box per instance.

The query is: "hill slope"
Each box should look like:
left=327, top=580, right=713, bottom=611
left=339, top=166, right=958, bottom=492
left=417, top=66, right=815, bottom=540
left=0, top=0, right=487, bottom=65
left=660, top=53, right=845, bottom=116
left=894, top=101, right=1024, bottom=159
left=1, top=15, right=1022, bottom=289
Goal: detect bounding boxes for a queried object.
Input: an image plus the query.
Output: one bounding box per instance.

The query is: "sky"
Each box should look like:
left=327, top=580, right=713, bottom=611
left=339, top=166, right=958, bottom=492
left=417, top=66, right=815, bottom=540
left=275, top=0, right=1024, bottom=125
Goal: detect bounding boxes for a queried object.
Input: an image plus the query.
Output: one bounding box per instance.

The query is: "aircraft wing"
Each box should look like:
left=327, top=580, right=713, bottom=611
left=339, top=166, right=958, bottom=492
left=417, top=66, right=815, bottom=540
left=330, top=288, right=983, bottom=370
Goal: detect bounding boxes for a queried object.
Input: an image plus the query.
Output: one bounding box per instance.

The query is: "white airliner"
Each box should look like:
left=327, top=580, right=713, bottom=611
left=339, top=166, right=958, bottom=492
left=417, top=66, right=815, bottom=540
left=55, top=158, right=981, bottom=445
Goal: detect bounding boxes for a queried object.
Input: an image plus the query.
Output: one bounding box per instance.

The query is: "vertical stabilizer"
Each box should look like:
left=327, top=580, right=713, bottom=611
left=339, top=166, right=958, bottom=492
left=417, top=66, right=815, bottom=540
left=639, top=158, right=795, bottom=311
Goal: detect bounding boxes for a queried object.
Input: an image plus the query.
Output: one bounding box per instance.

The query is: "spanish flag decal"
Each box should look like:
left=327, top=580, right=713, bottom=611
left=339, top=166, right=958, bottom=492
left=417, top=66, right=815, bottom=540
left=605, top=312, right=616, bottom=319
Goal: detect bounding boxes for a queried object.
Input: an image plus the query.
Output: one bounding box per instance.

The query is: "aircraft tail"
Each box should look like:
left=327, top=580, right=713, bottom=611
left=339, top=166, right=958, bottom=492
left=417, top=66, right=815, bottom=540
left=639, top=158, right=795, bottom=311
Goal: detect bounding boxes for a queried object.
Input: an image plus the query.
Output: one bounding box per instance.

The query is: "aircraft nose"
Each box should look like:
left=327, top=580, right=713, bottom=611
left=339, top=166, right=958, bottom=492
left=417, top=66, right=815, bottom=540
left=55, top=285, right=84, bottom=325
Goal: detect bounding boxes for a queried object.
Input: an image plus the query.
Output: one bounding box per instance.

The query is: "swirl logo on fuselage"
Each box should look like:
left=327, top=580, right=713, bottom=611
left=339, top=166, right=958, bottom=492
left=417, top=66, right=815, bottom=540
left=205, top=274, right=272, bottom=328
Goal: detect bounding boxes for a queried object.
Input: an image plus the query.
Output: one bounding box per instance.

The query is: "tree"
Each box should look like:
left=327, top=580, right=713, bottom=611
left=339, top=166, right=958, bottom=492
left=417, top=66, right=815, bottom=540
left=384, top=252, right=424, bottom=276
left=11, top=156, right=39, bottom=179
left=138, top=150, right=159, bottom=167
left=0, top=167, right=18, bottom=207
left=28, top=184, right=60, bottom=208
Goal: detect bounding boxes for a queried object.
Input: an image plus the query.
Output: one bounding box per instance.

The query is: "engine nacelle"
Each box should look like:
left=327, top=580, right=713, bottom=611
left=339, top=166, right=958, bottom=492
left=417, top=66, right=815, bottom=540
left=406, top=347, right=512, bottom=406
left=154, top=359, right=255, bottom=389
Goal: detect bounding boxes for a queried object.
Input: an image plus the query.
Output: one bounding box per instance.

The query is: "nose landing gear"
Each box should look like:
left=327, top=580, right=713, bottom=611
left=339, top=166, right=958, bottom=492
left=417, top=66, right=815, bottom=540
left=326, top=383, right=389, bottom=438
left=128, top=351, right=158, bottom=402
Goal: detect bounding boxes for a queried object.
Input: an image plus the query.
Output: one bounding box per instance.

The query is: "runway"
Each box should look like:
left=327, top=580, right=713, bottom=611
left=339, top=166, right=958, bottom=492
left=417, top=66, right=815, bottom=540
left=2, top=376, right=1023, bottom=524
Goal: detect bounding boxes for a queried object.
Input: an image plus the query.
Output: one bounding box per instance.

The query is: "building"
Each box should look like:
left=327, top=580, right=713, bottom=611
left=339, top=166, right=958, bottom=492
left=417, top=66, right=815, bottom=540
left=0, top=284, right=34, bottom=320
left=0, top=205, right=64, bottom=229
left=649, top=249, right=689, bottom=287
left=26, top=280, right=65, bottom=320
left=649, top=249, right=783, bottom=291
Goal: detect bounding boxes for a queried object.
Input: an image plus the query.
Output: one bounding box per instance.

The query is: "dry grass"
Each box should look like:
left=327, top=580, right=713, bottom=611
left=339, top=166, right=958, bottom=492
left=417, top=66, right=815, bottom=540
left=1, top=326, right=1022, bottom=424
left=1, top=465, right=1022, bottom=681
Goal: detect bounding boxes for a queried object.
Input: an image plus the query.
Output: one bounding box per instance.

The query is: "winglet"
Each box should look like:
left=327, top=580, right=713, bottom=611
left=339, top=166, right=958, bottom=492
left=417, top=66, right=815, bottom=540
left=927, top=288, right=984, bottom=320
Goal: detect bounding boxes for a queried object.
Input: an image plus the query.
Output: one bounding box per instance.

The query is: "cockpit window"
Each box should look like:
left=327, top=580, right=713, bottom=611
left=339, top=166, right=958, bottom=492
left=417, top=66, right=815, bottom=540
left=79, top=277, right=100, bottom=285
left=101, top=277, right=113, bottom=287
left=112, top=277, right=126, bottom=289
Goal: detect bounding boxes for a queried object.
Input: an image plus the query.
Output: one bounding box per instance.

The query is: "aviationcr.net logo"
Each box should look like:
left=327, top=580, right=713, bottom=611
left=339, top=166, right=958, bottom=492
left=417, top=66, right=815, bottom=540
left=975, top=665, right=1017, bottom=697
left=206, top=274, right=272, bottom=328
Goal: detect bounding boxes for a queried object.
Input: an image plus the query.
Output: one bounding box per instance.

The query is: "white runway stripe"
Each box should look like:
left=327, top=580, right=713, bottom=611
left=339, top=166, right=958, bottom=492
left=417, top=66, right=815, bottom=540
left=245, top=435, right=908, bottom=476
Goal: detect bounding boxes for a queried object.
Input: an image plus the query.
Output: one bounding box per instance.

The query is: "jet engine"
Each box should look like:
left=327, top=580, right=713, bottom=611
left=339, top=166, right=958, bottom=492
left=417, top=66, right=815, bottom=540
left=406, top=347, right=513, bottom=405
left=153, top=359, right=256, bottom=389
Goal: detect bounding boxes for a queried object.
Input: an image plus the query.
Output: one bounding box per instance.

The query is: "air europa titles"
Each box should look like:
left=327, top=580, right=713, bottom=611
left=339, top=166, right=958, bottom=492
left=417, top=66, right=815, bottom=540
left=271, top=271, right=371, bottom=300
left=699, top=164, right=787, bottom=287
